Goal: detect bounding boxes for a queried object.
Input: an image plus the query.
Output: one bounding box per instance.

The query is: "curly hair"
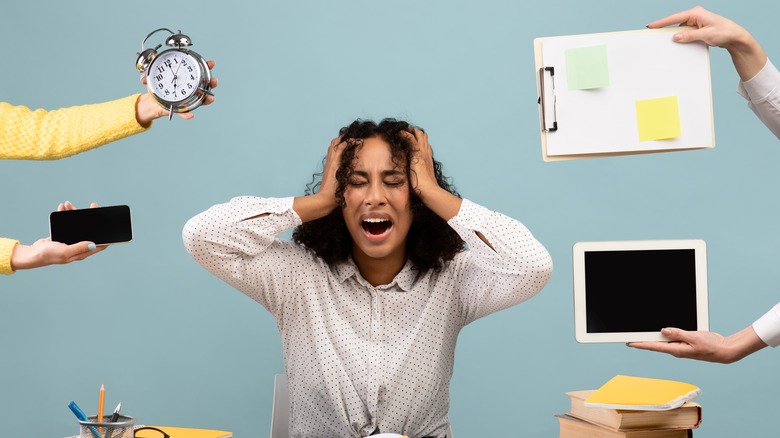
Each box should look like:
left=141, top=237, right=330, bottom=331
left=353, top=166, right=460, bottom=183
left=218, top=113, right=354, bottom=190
left=292, top=118, right=465, bottom=273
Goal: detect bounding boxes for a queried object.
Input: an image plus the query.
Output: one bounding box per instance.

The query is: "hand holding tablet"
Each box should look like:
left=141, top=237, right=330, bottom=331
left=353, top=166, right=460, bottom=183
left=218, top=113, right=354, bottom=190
left=572, top=239, right=709, bottom=343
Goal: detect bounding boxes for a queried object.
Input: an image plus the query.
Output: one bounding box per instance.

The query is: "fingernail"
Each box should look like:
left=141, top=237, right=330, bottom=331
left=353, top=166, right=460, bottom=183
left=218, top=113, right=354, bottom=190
left=673, top=33, right=682, bottom=42
left=87, top=243, right=96, bottom=251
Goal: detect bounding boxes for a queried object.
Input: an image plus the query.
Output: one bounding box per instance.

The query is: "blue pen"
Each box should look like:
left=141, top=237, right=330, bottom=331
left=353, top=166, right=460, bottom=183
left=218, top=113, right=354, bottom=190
left=68, top=401, right=104, bottom=438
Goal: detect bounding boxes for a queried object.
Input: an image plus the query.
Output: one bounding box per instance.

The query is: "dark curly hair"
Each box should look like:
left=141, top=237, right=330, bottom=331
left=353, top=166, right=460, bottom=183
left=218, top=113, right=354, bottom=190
left=292, top=118, right=465, bottom=273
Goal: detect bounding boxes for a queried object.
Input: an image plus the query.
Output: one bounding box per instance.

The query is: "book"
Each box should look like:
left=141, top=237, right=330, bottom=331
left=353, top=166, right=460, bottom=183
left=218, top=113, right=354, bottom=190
left=135, top=426, right=233, bottom=438
left=585, top=375, right=701, bottom=410
left=567, top=390, right=701, bottom=431
left=557, top=414, right=693, bottom=438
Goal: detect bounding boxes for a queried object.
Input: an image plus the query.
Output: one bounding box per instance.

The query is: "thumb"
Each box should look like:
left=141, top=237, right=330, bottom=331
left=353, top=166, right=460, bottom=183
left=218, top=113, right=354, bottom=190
left=673, top=27, right=715, bottom=45
left=673, top=30, right=695, bottom=43
left=660, top=327, right=687, bottom=341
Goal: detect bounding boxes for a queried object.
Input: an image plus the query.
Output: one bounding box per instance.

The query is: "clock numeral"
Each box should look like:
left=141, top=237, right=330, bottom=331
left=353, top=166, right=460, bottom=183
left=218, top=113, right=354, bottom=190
left=190, top=74, right=195, bottom=80
left=164, top=60, right=172, bottom=68
left=187, top=83, right=193, bottom=89
left=155, top=74, right=163, bottom=81
left=157, top=83, right=163, bottom=89
left=187, top=66, right=193, bottom=72
left=157, top=65, right=165, bottom=74
left=181, top=89, right=187, bottom=96
left=164, top=89, right=170, bottom=96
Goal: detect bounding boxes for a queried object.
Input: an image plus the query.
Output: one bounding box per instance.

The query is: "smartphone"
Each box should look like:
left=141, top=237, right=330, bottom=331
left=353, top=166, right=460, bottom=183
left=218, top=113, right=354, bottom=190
left=49, top=205, right=133, bottom=245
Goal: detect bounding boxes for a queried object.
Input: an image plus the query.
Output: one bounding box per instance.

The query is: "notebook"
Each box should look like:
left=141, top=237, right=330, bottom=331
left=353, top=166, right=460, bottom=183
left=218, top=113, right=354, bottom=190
left=584, top=375, right=701, bottom=411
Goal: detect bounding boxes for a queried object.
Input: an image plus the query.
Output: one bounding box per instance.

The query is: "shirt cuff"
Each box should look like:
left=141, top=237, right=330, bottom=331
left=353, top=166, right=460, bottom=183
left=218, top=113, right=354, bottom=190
left=447, top=199, right=494, bottom=253
left=752, top=303, right=780, bottom=347
left=737, top=58, right=780, bottom=103
left=0, top=237, right=20, bottom=275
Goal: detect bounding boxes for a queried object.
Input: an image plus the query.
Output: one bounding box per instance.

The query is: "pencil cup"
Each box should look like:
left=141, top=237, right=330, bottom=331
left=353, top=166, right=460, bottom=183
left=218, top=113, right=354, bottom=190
left=78, top=414, right=135, bottom=438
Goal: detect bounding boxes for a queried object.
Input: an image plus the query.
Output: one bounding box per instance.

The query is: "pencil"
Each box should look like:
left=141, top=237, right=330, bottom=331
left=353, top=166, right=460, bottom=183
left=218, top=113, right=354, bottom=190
left=98, top=384, right=105, bottom=423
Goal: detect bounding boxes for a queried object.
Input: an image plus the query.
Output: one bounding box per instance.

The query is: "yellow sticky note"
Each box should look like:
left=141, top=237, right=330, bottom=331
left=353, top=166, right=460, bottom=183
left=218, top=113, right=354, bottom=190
left=635, top=96, right=681, bottom=141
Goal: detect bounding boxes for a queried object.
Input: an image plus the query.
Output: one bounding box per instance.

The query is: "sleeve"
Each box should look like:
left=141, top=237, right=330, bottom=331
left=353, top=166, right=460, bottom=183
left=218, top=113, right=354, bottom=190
left=752, top=303, right=780, bottom=347
left=447, top=199, right=553, bottom=324
left=0, top=237, right=20, bottom=275
left=737, top=59, right=780, bottom=140
left=0, top=94, right=149, bottom=160
left=182, top=196, right=307, bottom=317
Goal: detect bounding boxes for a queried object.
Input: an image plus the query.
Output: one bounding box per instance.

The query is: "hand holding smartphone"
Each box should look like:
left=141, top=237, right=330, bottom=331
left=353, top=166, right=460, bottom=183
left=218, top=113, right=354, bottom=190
left=49, top=205, right=133, bottom=245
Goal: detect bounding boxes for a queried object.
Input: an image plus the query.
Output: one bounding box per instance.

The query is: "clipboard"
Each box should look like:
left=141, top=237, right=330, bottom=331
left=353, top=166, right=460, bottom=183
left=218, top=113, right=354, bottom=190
left=534, top=28, right=715, bottom=161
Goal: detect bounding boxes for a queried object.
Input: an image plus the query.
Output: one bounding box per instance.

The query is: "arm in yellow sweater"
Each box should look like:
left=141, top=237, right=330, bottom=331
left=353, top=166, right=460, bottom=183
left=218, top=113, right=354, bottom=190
left=0, top=94, right=150, bottom=160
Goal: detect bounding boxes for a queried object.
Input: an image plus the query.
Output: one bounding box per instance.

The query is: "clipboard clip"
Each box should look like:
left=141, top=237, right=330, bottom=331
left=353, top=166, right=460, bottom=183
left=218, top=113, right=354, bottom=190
left=538, top=66, right=558, bottom=132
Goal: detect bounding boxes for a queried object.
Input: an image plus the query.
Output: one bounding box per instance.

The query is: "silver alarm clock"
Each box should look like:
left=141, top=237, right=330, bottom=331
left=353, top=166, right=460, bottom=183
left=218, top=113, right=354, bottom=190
left=135, top=28, right=212, bottom=119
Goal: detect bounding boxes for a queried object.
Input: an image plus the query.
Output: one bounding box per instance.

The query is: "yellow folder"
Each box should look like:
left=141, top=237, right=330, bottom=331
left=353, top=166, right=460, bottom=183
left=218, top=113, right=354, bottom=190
left=584, top=375, right=701, bottom=411
left=135, top=426, right=232, bottom=438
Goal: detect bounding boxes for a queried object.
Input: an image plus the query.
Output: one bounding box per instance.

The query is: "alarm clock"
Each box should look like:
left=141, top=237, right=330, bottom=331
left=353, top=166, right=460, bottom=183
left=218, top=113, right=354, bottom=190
left=135, top=28, right=212, bottom=119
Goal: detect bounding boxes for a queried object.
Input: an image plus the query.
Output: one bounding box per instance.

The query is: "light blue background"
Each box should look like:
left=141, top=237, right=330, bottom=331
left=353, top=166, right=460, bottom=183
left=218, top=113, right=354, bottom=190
left=1, top=1, right=778, bottom=437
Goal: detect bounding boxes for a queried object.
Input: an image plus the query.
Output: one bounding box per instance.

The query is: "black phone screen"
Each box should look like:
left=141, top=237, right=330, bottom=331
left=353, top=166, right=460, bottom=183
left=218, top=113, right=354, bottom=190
left=49, top=205, right=133, bottom=245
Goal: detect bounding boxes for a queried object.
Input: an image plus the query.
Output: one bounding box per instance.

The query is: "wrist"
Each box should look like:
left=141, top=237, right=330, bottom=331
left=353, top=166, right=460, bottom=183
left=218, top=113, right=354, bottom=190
left=724, top=326, right=767, bottom=363
left=725, top=31, right=768, bottom=81
left=135, top=93, right=160, bottom=127
left=293, top=192, right=339, bottom=223
left=10, top=244, right=39, bottom=271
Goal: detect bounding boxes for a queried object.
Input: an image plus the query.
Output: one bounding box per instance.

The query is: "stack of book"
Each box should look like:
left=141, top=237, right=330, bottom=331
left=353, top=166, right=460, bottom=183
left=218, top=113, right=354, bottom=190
left=557, top=390, right=701, bottom=437
left=557, top=376, right=702, bottom=438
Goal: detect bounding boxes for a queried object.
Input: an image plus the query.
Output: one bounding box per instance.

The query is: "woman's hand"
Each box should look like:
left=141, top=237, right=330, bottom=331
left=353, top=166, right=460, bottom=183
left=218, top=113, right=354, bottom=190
left=136, top=60, right=218, bottom=125
left=10, top=201, right=106, bottom=271
left=402, top=128, right=461, bottom=221
left=293, top=136, right=357, bottom=223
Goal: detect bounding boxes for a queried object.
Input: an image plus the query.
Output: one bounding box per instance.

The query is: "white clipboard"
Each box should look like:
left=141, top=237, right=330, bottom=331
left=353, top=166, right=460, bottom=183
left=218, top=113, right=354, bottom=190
left=534, top=28, right=715, bottom=161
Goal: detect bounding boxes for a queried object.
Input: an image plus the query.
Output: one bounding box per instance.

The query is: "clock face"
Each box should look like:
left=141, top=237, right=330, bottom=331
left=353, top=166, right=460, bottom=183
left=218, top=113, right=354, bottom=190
left=147, top=50, right=202, bottom=104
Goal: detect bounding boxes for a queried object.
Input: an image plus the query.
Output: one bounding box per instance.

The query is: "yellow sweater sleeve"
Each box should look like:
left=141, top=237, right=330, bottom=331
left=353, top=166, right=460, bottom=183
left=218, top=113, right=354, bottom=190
left=0, top=237, right=20, bottom=275
left=0, top=94, right=150, bottom=160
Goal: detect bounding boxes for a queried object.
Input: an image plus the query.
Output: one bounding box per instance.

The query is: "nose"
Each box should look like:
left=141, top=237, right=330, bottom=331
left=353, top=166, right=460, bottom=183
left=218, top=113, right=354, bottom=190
left=364, top=180, right=387, bottom=206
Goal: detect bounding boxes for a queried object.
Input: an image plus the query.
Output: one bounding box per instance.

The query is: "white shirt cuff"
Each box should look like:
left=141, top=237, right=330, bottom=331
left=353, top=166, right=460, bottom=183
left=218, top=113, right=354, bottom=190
left=737, top=58, right=780, bottom=103
left=752, top=303, right=780, bottom=347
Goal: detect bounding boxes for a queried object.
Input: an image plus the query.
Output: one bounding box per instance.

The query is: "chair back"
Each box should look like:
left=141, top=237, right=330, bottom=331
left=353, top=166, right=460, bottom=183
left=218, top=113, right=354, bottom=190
left=270, top=374, right=289, bottom=438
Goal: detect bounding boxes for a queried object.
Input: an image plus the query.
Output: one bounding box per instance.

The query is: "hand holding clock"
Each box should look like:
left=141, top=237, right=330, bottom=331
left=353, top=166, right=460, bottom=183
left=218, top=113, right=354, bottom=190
left=136, top=60, right=218, bottom=125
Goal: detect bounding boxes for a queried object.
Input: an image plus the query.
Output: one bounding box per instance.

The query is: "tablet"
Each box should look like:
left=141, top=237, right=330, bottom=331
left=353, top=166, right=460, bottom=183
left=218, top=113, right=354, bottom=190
left=573, top=239, right=708, bottom=343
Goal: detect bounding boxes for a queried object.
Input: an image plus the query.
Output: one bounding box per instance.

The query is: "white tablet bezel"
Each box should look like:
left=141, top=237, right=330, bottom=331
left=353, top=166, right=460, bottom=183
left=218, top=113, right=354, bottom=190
left=572, top=239, right=709, bottom=343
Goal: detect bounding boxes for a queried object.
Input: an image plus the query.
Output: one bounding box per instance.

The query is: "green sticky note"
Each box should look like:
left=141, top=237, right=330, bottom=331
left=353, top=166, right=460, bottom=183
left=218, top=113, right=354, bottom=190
left=635, top=96, right=681, bottom=142
left=565, top=45, right=609, bottom=90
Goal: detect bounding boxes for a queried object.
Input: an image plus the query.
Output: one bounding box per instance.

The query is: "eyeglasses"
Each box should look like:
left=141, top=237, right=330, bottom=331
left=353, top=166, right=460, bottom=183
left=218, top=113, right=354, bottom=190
left=133, top=427, right=171, bottom=438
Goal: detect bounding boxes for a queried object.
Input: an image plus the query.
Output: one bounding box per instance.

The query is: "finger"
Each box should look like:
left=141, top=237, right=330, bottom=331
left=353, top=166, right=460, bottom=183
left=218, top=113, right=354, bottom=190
left=646, top=10, right=694, bottom=29
left=57, top=203, right=66, bottom=212
left=140, top=73, right=148, bottom=85
left=89, top=202, right=98, bottom=209
left=207, top=60, right=216, bottom=69
left=59, top=241, right=99, bottom=263
left=66, top=244, right=107, bottom=263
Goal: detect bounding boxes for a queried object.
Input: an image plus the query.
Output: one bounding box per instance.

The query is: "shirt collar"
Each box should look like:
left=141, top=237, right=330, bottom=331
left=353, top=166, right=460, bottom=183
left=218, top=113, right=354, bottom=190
left=335, top=257, right=417, bottom=292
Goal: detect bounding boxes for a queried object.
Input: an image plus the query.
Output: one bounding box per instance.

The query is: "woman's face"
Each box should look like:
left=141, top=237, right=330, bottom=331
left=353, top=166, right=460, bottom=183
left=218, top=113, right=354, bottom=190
left=342, top=136, right=413, bottom=267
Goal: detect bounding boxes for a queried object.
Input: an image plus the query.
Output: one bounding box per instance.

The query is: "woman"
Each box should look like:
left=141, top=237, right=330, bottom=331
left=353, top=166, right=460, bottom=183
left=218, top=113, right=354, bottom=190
left=183, top=119, right=552, bottom=437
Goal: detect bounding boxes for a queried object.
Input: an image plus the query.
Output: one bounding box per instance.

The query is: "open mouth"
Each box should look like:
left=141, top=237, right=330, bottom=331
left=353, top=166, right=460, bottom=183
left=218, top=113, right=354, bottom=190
left=362, top=218, right=393, bottom=235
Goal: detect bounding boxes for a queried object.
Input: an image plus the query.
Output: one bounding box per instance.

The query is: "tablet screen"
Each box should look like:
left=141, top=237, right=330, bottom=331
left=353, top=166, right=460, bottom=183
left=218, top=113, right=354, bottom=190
left=573, top=240, right=708, bottom=343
